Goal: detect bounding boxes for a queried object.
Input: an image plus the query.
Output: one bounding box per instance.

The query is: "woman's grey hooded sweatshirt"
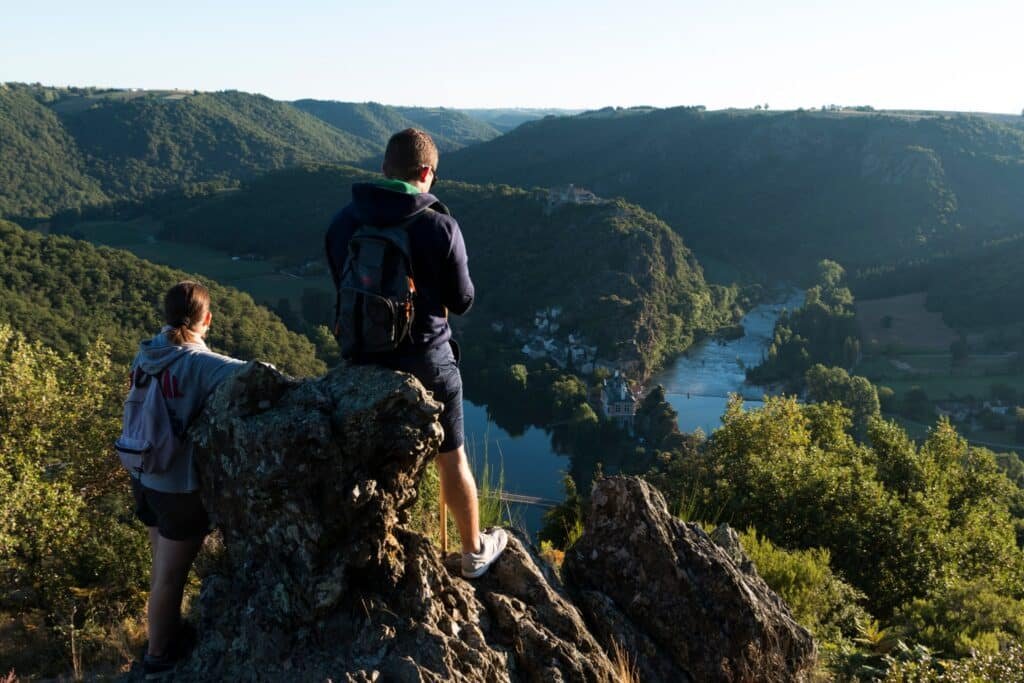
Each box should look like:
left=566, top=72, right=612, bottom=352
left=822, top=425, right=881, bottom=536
left=130, top=328, right=245, bottom=493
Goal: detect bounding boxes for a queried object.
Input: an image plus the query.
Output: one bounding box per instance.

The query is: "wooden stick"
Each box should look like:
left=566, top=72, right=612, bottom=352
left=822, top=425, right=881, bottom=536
left=439, top=497, right=449, bottom=555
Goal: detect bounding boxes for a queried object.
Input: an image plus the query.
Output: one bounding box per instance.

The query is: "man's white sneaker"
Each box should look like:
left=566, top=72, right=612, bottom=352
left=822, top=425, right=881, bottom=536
left=461, top=527, right=508, bottom=578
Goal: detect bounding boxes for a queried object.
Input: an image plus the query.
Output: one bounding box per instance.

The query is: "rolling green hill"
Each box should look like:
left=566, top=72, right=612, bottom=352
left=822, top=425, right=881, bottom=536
left=141, top=165, right=738, bottom=374
left=0, top=85, right=379, bottom=219
left=392, top=106, right=500, bottom=148
left=445, top=108, right=1024, bottom=278
left=0, top=85, right=508, bottom=221
left=293, top=100, right=500, bottom=151
left=0, top=219, right=324, bottom=376
left=0, top=84, right=108, bottom=218
left=56, top=90, right=377, bottom=201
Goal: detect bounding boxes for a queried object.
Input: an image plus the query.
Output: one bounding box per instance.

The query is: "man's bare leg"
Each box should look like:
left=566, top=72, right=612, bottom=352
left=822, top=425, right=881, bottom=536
left=436, top=445, right=481, bottom=554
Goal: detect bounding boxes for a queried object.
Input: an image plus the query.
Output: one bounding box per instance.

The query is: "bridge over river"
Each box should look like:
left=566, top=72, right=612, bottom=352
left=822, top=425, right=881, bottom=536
left=497, top=492, right=560, bottom=509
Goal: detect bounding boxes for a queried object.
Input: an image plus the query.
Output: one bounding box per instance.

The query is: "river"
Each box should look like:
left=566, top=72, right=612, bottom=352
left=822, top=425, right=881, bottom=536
left=649, top=289, right=805, bottom=433
left=462, top=289, right=804, bottom=536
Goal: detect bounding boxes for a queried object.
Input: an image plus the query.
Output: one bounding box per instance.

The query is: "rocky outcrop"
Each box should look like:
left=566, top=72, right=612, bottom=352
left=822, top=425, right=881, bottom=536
left=173, top=362, right=615, bottom=682
left=155, top=361, right=814, bottom=682
left=562, top=478, right=817, bottom=682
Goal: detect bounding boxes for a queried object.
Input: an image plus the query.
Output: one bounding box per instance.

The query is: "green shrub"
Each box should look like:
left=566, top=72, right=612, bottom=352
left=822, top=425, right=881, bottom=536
left=883, top=642, right=1024, bottom=682
left=539, top=476, right=585, bottom=549
left=739, top=528, right=870, bottom=648
left=896, top=579, right=1024, bottom=657
left=0, top=326, right=149, bottom=676
left=664, top=393, right=1024, bottom=647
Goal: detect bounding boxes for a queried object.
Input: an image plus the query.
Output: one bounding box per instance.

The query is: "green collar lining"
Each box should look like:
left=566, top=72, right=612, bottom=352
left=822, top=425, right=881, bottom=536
left=375, top=178, right=421, bottom=195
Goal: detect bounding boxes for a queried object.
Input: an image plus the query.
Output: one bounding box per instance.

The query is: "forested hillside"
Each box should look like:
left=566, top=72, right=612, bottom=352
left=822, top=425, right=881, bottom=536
left=0, top=85, right=378, bottom=219
left=0, top=220, right=323, bottom=376
left=293, top=99, right=500, bottom=151
left=54, top=89, right=376, bottom=202
left=0, top=85, right=511, bottom=222
left=0, top=84, right=108, bottom=217
left=445, top=108, right=1024, bottom=277
left=153, top=165, right=738, bottom=374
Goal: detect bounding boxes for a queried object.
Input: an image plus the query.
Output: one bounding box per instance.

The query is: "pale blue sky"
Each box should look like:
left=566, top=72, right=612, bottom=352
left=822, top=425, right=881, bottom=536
left=3, top=0, right=1021, bottom=113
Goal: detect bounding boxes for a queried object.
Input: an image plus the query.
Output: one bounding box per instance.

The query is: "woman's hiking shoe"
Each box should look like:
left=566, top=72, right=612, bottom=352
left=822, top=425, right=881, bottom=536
left=461, top=527, right=509, bottom=578
left=143, top=653, right=177, bottom=680
left=141, top=621, right=197, bottom=679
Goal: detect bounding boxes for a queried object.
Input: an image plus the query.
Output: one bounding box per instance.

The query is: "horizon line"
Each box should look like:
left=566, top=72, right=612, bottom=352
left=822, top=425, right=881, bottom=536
left=4, top=80, right=1022, bottom=118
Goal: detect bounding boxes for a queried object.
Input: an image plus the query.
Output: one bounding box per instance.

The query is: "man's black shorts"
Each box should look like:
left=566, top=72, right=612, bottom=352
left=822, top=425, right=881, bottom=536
left=379, top=340, right=465, bottom=452
left=130, top=477, right=210, bottom=541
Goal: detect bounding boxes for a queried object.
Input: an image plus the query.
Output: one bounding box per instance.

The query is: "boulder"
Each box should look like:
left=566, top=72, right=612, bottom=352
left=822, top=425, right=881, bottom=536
left=562, top=477, right=818, bottom=682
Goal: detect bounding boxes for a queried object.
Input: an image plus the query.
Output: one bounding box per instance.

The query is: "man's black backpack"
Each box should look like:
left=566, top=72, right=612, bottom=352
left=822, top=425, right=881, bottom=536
left=333, top=213, right=425, bottom=357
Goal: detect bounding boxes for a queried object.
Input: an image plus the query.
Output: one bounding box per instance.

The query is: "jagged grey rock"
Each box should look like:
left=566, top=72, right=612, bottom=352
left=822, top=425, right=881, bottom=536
left=562, top=477, right=818, bottom=682
left=132, top=362, right=815, bottom=682
left=167, top=361, right=616, bottom=682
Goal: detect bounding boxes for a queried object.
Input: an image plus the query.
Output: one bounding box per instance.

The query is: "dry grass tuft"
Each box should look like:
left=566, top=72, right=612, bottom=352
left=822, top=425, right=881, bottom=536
left=609, top=639, right=639, bottom=683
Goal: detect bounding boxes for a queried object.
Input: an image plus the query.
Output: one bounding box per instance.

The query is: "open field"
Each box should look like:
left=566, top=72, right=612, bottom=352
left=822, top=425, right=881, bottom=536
left=59, top=219, right=332, bottom=311
left=856, top=353, right=1014, bottom=378
left=859, top=352, right=1024, bottom=396
left=856, top=292, right=959, bottom=352
left=855, top=291, right=1024, bottom=408
left=233, top=273, right=333, bottom=313
left=70, top=217, right=161, bottom=245
left=857, top=349, right=1024, bottom=400
left=48, top=89, right=193, bottom=114
left=877, top=373, right=1024, bottom=400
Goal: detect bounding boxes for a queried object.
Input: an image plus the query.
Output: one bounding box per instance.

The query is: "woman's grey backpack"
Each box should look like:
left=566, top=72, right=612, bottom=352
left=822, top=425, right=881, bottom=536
left=114, top=368, right=184, bottom=475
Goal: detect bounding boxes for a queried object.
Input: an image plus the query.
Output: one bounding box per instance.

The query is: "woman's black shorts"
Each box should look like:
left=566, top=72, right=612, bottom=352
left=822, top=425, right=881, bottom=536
left=131, top=478, right=210, bottom=541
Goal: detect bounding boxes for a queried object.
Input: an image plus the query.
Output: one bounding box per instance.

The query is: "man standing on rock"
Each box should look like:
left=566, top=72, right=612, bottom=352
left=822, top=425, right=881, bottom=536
left=325, top=128, right=507, bottom=578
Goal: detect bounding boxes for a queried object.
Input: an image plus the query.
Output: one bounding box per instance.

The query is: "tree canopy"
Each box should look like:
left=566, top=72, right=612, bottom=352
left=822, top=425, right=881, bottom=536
left=650, top=394, right=1024, bottom=656
left=0, top=220, right=324, bottom=376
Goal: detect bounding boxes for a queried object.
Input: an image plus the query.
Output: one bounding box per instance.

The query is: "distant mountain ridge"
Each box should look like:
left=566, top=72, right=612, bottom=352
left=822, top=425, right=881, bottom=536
left=0, top=85, right=503, bottom=220
left=0, top=84, right=378, bottom=218
left=457, top=108, right=584, bottom=132
left=292, top=99, right=500, bottom=151
left=445, top=107, right=1024, bottom=277
left=60, top=90, right=378, bottom=198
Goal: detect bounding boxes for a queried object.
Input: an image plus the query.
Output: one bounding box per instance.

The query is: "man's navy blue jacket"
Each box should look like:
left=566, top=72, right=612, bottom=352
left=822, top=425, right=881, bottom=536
left=325, top=181, right=475, bottom=352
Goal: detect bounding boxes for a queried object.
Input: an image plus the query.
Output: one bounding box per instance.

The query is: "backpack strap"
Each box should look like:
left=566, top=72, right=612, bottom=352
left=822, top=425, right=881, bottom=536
left=130, top=361, right=186, bottom=439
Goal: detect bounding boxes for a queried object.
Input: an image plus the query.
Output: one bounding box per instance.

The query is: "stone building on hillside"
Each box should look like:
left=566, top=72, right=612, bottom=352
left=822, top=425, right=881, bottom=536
left=545, top=184, right=607, bottom=212
left=600, top=371, right=637, bottom=433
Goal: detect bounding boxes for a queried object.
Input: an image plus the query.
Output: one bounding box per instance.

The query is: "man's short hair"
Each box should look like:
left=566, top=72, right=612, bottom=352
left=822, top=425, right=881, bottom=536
left=383, top=128, right=439, bottom=181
